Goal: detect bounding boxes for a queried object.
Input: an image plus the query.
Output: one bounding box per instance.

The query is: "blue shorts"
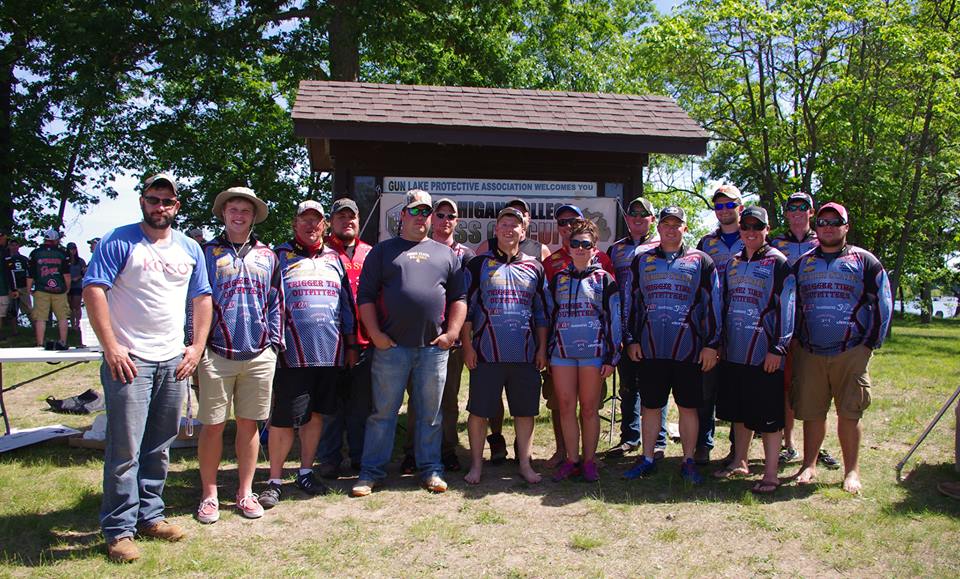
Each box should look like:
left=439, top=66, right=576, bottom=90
left=550, top=356, right=603, bottom=369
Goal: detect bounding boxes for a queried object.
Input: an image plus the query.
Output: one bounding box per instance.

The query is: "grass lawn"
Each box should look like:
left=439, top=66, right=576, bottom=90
left=1, top=315, right=959, bottom=576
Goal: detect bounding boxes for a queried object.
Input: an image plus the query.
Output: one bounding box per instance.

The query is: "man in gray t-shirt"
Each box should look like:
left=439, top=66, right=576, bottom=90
left=352, top=189, right=467, bottom=496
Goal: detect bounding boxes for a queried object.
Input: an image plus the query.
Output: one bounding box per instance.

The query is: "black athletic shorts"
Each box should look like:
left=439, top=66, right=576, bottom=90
left=270, top=366, right=340, bottom=427
left=716, top=361, right=784, bottom=433
left=467, top=362, right=542, bottom=418
left=636, top=359, right=705, bottom=409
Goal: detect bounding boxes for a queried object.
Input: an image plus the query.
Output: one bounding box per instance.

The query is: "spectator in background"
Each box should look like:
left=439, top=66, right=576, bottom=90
left=0, top=231, right=17, bottom=341
left=88, top=237, right=101, bottom=254
left=187, top=228, right=206, bottom=245
left=27, top=229, right=70, bottom=349
left=66, top=242, right=87, bottom=330
left=6, top=238, right=31, bottom=330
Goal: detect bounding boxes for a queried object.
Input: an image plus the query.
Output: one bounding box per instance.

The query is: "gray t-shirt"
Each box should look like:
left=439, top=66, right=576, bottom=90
left=357, top=237, right=467, bottom=347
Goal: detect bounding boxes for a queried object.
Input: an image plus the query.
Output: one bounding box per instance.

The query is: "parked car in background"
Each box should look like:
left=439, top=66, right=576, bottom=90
left=893, top=296, right=959, bottom=318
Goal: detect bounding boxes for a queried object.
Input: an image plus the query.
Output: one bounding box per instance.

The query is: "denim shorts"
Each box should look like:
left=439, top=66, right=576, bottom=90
left=550, top=356, right=603, bottom=369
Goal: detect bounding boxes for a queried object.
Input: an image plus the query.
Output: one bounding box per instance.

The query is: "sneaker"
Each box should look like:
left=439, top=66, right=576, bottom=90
left=582, top=460, right=600, bottom=482
left=818, top=449, right=841, bottom=470
left=623, top=456, right=656, bottom=479
left=106, top=537, right=140, bottom=563
left=680, top=458, right=704, bottom=484
left=352, top=479, right=375, bottom=497
left=236, top=494, right=264, bottom=519
left=137, top=520, right=185, bottom=542
left=195, top=497, right=220, bottom=524
left=401, top=453, right=417, bottom=475
left=442, top=453, right=462, bottom=472
left=54, top=340, right=69, bottom=351
left=778, top=446, right=800, bottom=465
left=653, top=447, right=666, bottom=461
left=551, top=460, right=581, bottom=482
left=259, top=482, right=282, bottom=509
left=422, top=474, right=448, bottom=493
left=694, top=447, right=711, bottom=466
left=605, top=441, right=638, bottom=457
left=488, top=433, right=508, bottom=465
left=296, top=471, right=331, bottom=496
left=317, top=462, right=340, bottom=480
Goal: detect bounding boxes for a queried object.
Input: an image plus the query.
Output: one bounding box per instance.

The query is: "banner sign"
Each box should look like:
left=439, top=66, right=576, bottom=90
left=383, top=176, right=597, bottom=197
left=378, top=194, right=618, bottom=252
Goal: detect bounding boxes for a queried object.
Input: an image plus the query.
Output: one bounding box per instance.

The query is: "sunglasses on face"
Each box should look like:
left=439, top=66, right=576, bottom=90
left=557, top=218, right=582, bottom=227
left=569, top=239, right=595, bottom=250
left=434, top=212, right=457, bottom=221
left=406, top=207, right=432, bottom=217
left=786, top=203, right=810, bottom=212
left=627, top=209, right=652, bottom=218
left=714, top=201, right=739, bottom=211
left=816, top=217, right=846, bottom=227
left=739, top=222, right=766, bottom=231
left=142, top=195, right=178, bottom=208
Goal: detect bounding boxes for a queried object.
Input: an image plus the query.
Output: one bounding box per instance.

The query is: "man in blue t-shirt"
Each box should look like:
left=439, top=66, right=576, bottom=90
left=695, top=184, right=745, bottom=465
left=83, top=173, right=212, bottom=563
left=352, top=189, right=467, bottom=497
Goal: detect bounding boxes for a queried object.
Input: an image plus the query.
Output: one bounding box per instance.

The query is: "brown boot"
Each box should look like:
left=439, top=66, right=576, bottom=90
left=138, top=520, right=186, bottom=542
left=106, top=537, right=140, bottom=563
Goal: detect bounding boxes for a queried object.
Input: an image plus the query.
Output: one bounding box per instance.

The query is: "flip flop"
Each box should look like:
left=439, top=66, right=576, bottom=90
left=751, top=480, right=780, bottom=495
left=712, top=466, right=750, bottom=479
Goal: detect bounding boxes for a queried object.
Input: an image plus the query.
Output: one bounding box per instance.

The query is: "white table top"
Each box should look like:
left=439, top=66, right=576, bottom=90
left=0, top=347, right=103, bottom=364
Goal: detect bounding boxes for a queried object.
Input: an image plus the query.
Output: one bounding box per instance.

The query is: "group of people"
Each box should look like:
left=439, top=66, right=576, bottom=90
left=80, top=173, right=892, bottom=563
left=0, top=227, right=99, bottom=346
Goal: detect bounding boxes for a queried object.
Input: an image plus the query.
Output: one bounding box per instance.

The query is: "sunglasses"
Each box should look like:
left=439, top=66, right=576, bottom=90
left=406, top=207, right=432, bottom=217
left=557, top=218, right=583, bottom=227
left=142, top=195, right=178, bottom=208
left=816, top=217, right=846, bottom=227
left=714, top=201, right=739, bottom=210
left=569, top=239, right=595, bottom=250
left=434, top=212, right=457, bottom=221
left=627, top=209, right=652, bottom=218
left=739, top=222, right=766, bottom=231
left=785, top=203, right=810, bottom=212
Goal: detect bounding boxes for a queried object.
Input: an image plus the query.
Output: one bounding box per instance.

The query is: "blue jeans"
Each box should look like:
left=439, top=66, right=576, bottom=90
left=100, top=355, right=185, bottom=541
left=618, top=359, right=668, bottom=449
left=317, top=348, right=373, bottom=466
left=697, top=366, right=722, bottom=450
left=360, top=345, right=447, bottom=482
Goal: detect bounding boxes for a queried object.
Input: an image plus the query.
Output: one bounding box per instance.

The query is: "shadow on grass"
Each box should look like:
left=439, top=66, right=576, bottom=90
left=0, top=489, right=102, bottom=566
left=886, top=462, right=960, bottom=518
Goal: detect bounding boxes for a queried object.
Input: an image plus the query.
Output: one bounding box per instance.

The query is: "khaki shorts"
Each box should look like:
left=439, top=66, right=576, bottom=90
left=31, top=291, right=70, bottom=322
left=197, top=348, right=277, bottom=424
left=791, top=344, right=873, bottom=421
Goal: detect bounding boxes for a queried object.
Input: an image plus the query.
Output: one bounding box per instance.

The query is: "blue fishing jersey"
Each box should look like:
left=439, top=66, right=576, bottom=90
left=204, top=236, right=283, bottom=361
left=769, top=229, right=819, bottom=266
left=547, top=262, right=621, bottom=366
left=608, top=231, right=660, bottom=334
left=794, top=245, right=892, bottom=355
left=463, top=247, right=548, bottom=363
left=721, top=244, right=795, bottom=368
left=698, top=228, right=744, bottom=291
left=275, top=241, right=357, bottom=368
left=627, top=245, right=722, bottom=362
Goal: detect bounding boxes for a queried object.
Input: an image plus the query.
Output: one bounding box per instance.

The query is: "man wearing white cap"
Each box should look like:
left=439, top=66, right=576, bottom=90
left=195, top=186, right=283, bottom=523
left=27, top=228, right=71, bottom=348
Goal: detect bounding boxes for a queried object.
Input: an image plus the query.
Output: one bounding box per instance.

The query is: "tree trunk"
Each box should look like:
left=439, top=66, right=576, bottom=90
left=920, top=282, right=932, bottom=324
left=328, top=0, right=360, bottom=81
left=0, top=31, right=24, bottom=232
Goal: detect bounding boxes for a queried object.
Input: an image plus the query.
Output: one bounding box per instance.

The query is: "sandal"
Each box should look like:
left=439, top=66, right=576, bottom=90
left=751, top=480, right=780, bottom=495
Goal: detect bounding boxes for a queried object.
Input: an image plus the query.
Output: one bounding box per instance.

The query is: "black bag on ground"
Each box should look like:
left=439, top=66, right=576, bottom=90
left=46, top=389, right=105, bottom=414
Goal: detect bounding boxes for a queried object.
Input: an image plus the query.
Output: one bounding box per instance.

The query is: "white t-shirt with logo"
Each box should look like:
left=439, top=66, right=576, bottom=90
left=84, top=223, right=211, bottom=362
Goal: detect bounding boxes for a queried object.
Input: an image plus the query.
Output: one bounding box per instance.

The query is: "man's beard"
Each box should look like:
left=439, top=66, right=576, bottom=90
left=142, top=209, right=175, bottom=230
left=335, top=230, right=356, bottom=243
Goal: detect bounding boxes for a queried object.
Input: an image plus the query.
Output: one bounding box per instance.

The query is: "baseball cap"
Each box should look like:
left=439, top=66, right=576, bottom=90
left=658, top=206, right=686, bottom=223
left=506, top=198, right=530, bottom=214
left=296, top=200, right=325, bottom=217
left=44, top=228, right=61, bottom=241
left=627, top=197, right=655, bottom=216
left=556, top=204, right=584, bottom=219
left=711, top=184, right=743, bottom=203
left=87, top=237, right=100, bottom=245
left=331, top=198, right=359, bottom=215
left=786, top=192, right=814, bottom=207
left=497, top=207, right=525, bottom=223
left=817, top=202, right=848, bottom=224
left=66, top=242, right=78, bottom=250
left=740, top=206, right=769, bottom=226
left=212, top=186, right=269, bottom=224
left=186, top=227, right=204, bottom=238
left=433, top=197, right=458, bottom=214
left=142, top=172, right=178, bottom=195
left=404, top=189, right=432, bottom=210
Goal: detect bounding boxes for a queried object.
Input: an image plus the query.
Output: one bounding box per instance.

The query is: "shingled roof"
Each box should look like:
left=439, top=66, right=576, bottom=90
left=292, top=81, right=708, bottom=156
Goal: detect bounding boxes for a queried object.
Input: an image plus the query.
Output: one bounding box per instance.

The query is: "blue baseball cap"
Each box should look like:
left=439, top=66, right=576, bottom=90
left=556, top=204, right=584, bottom=219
